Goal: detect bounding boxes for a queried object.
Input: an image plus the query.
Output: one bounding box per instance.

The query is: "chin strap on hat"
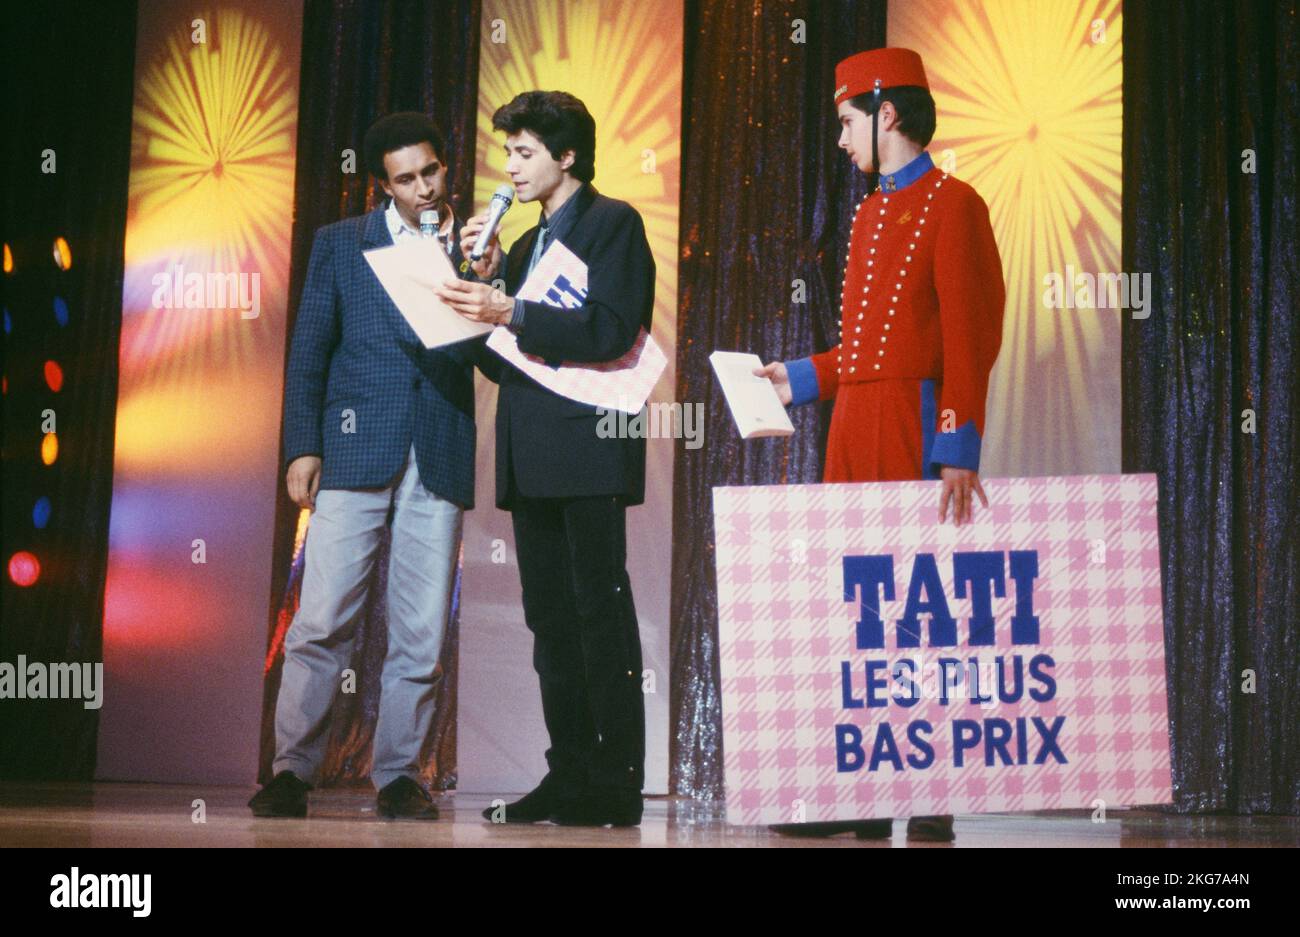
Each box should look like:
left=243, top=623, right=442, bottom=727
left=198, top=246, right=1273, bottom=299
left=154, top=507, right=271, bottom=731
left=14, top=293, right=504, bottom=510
left=870, top=78, right=882, bottom=188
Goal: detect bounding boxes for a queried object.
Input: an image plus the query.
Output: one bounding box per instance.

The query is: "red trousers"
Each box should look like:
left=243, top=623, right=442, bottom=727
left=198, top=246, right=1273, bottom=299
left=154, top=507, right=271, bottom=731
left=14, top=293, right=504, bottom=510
left=824, top=378, right=939, bottom=483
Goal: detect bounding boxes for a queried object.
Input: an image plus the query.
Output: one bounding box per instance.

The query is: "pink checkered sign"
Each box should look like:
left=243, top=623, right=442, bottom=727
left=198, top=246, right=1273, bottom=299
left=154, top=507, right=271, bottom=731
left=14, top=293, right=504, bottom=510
left=712, top=473, right=1172, bottom=826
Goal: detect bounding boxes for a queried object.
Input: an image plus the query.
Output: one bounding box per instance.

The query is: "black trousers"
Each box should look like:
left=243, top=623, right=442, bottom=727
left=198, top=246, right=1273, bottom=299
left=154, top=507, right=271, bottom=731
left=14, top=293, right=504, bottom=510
left=510, top=494, right=645, bottom=791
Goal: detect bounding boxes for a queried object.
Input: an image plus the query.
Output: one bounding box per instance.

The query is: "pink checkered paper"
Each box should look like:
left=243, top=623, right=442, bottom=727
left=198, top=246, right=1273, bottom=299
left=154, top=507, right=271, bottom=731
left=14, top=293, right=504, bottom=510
left=486, top=239, right=666, bottom=414
left=712, top=474, right=1172, bottom=826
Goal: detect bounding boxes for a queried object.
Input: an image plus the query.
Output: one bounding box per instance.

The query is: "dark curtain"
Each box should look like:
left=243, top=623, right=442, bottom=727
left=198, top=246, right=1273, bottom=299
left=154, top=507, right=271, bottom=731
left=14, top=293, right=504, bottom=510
left=1123, top=0, right=1300, bottom=813
left=0, top=3, right=137, bottom=779
left=259, top=0, right=482, bottom=788
left=671, top=0, right=887, bottom=799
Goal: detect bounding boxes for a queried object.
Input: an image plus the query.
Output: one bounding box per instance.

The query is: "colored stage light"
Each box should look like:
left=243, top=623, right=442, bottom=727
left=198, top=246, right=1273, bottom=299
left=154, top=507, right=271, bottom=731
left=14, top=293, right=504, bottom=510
left=45, top=361, right=64, bottom=392
left=33, top=497, right=52, bottom=529
left=42, top=432, right=59, bottom=465
left=291, top=507, right=311, bottom=563
left=54, top=296, right=70, bottom=326
left=9, top=552, right=41, bottom=587
left=3, top=243, right=11, bottom=273
left=3, top=307, right=9, bottom=334
left=53, top=237, right=72, bottom=270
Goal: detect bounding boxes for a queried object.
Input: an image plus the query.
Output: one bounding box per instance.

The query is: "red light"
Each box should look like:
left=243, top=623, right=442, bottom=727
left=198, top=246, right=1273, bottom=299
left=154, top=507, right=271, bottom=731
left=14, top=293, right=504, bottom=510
left=45, top=361, right=64, bottom=392
left=8, top=551, right=40, bottom=586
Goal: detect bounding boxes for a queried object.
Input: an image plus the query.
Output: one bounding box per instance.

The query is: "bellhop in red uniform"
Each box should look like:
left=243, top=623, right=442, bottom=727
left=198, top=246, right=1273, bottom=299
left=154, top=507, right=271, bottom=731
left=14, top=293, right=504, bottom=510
left=765, top=48, right=1005, bottom=515
left=758, top=48, right=1006, bottom=841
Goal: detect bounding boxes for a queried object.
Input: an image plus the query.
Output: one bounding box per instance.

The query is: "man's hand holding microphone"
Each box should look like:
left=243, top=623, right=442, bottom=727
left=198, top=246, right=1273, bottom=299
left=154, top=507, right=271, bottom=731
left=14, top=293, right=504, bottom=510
left=457, top=212, right=504, bottom=281
left=436, top=184, right=514, bottom=324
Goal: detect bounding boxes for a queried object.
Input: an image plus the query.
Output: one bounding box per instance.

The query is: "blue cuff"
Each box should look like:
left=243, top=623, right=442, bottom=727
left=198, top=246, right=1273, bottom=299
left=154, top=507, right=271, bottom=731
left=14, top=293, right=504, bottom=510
left=785, top=357, right=820, bottom=407
left=508, top=298, right=526, bottom=333
left=930, top=419, right=982, bottom=472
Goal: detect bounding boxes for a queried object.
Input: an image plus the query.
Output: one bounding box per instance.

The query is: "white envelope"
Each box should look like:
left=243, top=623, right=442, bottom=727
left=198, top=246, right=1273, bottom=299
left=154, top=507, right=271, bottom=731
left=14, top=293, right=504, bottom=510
left=709, top=350, right=795, bottom=438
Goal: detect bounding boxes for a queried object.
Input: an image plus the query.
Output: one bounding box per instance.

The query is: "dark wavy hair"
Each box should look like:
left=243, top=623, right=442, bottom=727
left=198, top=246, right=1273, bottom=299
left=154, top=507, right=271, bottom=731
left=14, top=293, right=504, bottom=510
left=362, top=112, right=447, bottom=180
left=847, top=86, right=937, bottom=148
left=492, top=90, right=597, bottom=183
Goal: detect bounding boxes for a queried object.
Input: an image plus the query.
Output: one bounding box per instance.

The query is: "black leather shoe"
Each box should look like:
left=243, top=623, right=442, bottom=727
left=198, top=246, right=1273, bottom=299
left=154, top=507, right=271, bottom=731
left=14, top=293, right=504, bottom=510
left=376, top=776, right=439, bottom=820
left=482, top=771, right=572, bottom=823
left=769, top=819, right=892, bottom=839
left=248, top=771, right=312, bottom=818
left=550, top=788, right=643, bottom=827
left=906, top=814, right=955, bottom=841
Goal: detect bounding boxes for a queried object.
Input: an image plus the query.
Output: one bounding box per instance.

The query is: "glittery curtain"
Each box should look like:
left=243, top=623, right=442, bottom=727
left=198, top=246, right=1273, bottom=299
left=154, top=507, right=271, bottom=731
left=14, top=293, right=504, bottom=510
left=1123, top=0, right=1300, bottom=813
left=259, top=0, right=482, bottom=788
left=671, top=0, right=887, bottom=799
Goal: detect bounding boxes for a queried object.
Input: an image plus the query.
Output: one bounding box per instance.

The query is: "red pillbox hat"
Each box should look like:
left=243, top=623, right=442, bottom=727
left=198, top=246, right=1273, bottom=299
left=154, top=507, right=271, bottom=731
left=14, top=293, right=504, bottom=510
left=834, top=48, right=929, bottom=104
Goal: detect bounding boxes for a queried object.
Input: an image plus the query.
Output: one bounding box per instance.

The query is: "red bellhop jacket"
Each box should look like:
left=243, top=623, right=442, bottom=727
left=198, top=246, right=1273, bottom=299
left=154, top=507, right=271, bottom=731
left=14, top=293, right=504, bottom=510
left=785, top=151, right=1005, bottom=481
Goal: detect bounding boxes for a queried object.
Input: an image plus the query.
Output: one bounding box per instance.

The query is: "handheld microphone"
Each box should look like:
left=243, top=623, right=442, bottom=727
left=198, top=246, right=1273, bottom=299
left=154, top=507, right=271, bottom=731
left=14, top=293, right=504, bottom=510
left=461, top=184, right=514, bottom=272
left=419, top=209, right=440, bottom=239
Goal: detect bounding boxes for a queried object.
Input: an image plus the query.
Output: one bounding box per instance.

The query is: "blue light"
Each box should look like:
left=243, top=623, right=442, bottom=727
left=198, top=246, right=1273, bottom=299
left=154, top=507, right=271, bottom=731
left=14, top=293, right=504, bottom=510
left=3, top=308, right=9, bottom=335
left=33, top=497, right=52, bottom=529
left=54, top=296, right=69, bottom=327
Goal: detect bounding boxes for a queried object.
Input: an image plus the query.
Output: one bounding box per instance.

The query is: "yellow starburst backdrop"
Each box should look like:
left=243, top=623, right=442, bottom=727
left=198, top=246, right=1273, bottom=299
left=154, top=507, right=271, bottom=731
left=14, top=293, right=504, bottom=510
left=891, top=0, right=1123, bottom=477
left=122, top=6, right=297, bottom=389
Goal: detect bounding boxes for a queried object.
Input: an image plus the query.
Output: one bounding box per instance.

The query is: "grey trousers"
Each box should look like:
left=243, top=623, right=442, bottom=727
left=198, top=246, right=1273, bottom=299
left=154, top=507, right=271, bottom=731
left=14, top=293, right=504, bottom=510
left=273, top=444, right=462, bottom=791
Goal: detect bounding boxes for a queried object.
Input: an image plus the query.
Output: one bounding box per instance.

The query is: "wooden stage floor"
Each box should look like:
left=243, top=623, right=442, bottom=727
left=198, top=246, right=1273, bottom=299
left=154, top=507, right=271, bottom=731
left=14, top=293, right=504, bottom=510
left=1, top=782, right=1295, bottom=848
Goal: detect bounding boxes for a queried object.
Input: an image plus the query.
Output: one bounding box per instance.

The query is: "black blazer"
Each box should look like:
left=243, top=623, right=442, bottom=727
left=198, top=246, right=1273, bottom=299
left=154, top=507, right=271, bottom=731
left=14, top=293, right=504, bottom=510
left=495, top=184, right=656, bottom=508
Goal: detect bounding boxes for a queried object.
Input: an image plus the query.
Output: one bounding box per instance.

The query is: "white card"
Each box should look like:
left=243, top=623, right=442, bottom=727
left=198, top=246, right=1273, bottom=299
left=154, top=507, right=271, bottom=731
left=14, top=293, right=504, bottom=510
left=709, top=351, right=795, bottom=439
left=363, top=238, right=492, bottom=349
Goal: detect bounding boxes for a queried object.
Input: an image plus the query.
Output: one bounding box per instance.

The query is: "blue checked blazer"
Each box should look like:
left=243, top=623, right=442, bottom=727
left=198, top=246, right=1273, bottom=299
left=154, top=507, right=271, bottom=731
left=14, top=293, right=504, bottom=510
left=281, top=205, right=495, bottom=509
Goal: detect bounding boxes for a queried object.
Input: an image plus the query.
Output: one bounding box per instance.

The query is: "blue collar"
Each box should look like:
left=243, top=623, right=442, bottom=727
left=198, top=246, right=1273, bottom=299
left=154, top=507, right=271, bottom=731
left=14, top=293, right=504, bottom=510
left=879, top=151, right=934, bottom=193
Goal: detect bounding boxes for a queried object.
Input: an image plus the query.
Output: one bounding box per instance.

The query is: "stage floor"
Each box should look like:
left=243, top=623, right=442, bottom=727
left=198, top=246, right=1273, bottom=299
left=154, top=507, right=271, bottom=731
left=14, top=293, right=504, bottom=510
left=1, top=782, right=1295, bottom=847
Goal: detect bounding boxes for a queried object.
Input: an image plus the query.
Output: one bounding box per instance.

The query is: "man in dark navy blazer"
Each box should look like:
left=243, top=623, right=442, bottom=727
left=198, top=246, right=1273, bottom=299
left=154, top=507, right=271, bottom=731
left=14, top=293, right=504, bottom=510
left=250, top=113, right=494, bottom=820
left=439, top=91, right=655, bottom=827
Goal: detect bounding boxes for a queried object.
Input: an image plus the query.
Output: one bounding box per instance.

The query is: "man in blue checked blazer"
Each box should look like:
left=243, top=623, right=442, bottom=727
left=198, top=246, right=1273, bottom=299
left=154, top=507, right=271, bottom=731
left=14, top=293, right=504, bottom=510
left=250, top=113, right=498, bottom=821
